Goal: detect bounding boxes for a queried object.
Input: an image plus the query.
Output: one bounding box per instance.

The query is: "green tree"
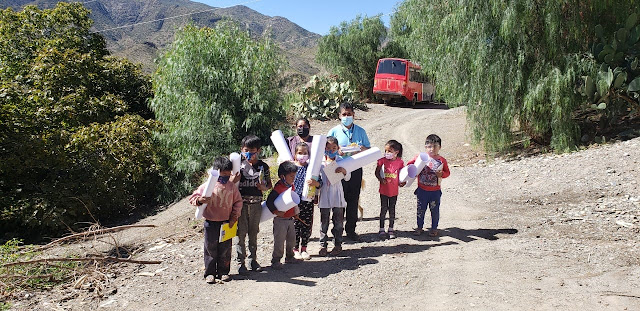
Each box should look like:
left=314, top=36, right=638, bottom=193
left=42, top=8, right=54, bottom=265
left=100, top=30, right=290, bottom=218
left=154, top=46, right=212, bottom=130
left=316, top=15, right=389, bottom=98
left=151, top=23, right=284, bottom=193
left=0, top=3, right=162, bottom=240
left=391, top=0, right=640, bottom=152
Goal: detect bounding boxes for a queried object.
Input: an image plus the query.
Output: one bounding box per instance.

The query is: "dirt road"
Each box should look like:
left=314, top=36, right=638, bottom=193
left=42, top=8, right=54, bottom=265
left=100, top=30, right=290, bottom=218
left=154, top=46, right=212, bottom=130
left=12, top=103, right=640, bottom=310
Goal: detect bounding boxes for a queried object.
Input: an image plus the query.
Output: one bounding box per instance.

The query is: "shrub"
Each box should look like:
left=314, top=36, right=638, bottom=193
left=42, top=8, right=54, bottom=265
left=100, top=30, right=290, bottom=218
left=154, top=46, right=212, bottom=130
left=291, top=75, right=366, bottom=120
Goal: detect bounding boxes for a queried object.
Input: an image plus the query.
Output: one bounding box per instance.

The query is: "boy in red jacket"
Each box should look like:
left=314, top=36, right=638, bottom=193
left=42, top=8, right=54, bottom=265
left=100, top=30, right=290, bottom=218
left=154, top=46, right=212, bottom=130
left=266, top=161, right=301, bottom=269
left=408, top=134, right=450, bottom=237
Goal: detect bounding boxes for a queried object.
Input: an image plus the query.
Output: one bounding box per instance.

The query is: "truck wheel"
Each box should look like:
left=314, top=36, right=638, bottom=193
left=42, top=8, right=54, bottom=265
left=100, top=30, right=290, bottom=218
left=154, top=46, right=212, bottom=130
left=410, top=96, right=417, bottom=107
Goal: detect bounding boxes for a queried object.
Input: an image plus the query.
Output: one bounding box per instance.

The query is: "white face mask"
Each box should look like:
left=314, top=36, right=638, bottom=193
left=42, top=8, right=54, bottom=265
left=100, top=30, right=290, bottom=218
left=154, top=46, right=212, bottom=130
left=384, top=152, right=395, bottom=160
left=296, top=154, right=309, bottom=164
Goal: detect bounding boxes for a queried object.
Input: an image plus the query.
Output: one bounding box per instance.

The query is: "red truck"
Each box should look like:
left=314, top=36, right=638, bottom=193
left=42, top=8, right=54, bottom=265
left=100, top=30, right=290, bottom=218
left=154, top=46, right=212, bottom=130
left=373, top=58, right=435, bottom=106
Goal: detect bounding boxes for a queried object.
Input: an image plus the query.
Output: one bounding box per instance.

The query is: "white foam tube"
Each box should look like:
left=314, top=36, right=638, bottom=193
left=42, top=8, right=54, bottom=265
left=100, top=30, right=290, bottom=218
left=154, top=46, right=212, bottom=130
left=414, top=152, right=430, bottom=172
left=195, top=168, right=219, bottom=220
left=259, top=188, right=301, bottom=222
left=229, top=152, right=241, bottom=175
left=337, top=147, right=383, bottom=173
left=404, top=176, right=416, bottom=187
left=399, top=164, right=418, bottom=183
left=259, top=202, right=274, bottom=222
left=302, top=135, right=327, bottom=201
left=270, top=130, right=294, bottom=162
left=274, top=188, right=300, bottom=211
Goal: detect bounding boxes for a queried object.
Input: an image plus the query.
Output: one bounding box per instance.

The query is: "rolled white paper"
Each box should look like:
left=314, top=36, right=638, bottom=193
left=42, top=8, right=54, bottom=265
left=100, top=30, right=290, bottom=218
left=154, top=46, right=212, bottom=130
left=404, top=176, right=416, bottom=187
left=195, top=168, right=219, bottom=220
left=270, top=130, right=294, bottom=163
left=274, top=188, right=300, bottom=211
left=259, top=188, right=301, bottom=222
left=414, top=152, right=430, bottom=173
left=337, top=147, right=383, bottom=173
left=302, top=135, right=327, bottom=201
left=399, top=164, right=418, bottom=183
left=229, top=152, right=241, bottom=175
left=259, top=202, right=275, bottom=222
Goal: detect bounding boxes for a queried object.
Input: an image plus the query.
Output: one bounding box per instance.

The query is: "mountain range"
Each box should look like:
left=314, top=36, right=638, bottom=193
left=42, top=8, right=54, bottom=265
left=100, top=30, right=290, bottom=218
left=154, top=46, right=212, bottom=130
left=1, top=0, right=323, bottom=86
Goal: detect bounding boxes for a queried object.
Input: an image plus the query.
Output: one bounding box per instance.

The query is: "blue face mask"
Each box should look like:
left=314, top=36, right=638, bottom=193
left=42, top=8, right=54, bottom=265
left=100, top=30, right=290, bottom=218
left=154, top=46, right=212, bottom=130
left=242, top=151, right=255, bottom=161
left=218, top=176, right=230, bottom=184
left=325, top=149, right=339, bottom=158
left=341, top=116, right=353, bottom=127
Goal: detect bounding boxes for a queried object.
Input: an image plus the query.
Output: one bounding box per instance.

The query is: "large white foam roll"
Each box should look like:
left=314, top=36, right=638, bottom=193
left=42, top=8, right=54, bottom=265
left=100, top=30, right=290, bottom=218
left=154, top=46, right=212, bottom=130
left=414, top=153, right=430, bottom=172
left=404, top=176, right=416, bottom=187
left=302, top=135, right=327, bottom=201
left=399, top=164, right=418, bottom=183
left=229, top=152, right=241, bottom=175
left=259, top=188, right=301, bottom=222
left=274, top=188, right=300, bottom=211
left=337, top=147, right=383, bottom=173
left=270, top=130, right=294, bottom=163
left=259, top=202, right=274, bottom=223
left=195, top=168, right=219, bottom=220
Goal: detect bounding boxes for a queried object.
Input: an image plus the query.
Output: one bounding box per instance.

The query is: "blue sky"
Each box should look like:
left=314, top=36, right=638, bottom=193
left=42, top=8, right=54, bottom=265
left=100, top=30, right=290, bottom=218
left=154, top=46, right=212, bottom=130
left=194, top=0, right=400, bottom=35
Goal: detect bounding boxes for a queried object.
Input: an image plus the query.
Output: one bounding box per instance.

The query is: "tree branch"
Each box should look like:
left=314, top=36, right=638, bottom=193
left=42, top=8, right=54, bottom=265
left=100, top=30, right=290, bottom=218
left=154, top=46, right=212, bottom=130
left=33, top=224, right=156, bottom=252
left=2, top=256, right=161, bottom=268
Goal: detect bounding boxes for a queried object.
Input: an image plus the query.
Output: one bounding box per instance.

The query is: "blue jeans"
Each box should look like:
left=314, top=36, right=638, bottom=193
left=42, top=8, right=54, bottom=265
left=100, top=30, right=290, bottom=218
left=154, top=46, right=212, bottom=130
left=415, top=188, right=442, bottom=230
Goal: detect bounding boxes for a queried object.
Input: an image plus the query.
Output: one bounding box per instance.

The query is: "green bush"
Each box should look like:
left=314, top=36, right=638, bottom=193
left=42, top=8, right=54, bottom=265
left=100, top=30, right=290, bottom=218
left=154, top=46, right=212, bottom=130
left=0, top=3, right=164, bottom=240
left=151, top=23, right=286, bottom=195
left=291, top=75, right=366, bottom=120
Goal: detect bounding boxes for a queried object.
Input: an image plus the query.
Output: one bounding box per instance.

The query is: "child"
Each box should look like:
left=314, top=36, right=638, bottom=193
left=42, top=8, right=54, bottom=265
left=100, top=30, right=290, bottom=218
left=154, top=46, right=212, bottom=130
left=374, top=140, right=405, bottom=239
left=230, top=135, right=272, bottom=274
left=408, top=134, right=450, bottom=237
left=266, top=161, right=301, bottom=269
left=317, top=136, right=350, bottom=256
left=189, top=157, right=243, bottom=284
left=292, top=142, right=322, bottom=260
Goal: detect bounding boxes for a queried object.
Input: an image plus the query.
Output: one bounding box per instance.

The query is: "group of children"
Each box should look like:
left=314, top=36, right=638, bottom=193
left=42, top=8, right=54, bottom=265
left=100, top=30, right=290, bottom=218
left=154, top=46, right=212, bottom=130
left=189, top=132, right=450, bottom=284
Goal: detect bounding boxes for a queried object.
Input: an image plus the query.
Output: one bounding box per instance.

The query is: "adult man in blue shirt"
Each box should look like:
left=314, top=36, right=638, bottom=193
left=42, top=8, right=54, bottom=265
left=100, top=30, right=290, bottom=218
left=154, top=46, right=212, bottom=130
left=327, top=102, right=370, bottom=241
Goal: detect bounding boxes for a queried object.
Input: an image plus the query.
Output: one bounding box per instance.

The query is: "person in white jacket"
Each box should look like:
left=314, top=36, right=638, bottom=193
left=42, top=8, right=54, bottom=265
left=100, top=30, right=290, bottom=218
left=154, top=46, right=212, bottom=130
left=317, top=136, right=351, bottom=256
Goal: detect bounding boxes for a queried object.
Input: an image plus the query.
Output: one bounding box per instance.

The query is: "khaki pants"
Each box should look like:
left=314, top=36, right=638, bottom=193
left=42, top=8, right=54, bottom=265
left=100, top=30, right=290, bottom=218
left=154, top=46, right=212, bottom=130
left=271, top=217, right=295, bottom=264
left=233, top=202, right=262, bottom=268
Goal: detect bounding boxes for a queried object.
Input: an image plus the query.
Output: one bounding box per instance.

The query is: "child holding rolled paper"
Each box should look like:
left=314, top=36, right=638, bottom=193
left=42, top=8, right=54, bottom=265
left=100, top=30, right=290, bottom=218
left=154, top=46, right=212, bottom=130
left=292, top=142, right=323, bottom=260
left=374, top=140, right=405, bottom=240
left=317, top=136, right=350, bottom=256
left=408, top=134, right=450, bottom=237
left=189, top=157, right=243, bottom=284
left=266, top=161, right=302, bottom=269
left=230, top=134, right=272, bottom=274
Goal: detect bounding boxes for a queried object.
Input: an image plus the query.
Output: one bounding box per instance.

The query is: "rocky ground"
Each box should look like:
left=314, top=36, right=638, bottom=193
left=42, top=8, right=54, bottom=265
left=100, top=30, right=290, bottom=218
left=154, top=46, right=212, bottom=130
left=5, top=103, right=640, bottom=310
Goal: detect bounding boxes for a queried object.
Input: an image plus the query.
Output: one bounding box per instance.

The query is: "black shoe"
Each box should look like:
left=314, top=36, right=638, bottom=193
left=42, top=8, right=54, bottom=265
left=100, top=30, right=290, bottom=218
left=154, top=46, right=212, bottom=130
left=346, top=232, right=360, bottom=241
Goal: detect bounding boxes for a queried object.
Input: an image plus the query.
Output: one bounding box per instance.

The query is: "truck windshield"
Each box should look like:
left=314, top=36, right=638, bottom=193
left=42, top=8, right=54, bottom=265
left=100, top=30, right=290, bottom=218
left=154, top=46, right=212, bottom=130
left=377, top=59, right=406, bottom=76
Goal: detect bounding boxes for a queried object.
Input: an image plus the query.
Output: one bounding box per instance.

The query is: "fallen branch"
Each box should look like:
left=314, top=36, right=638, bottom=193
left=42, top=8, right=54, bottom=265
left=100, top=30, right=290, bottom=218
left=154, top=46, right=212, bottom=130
left=0, top=274, right=55, bottom=280
left=34, top=224, right=157, bottom=251
left=2, top=256, right=161, bottom=268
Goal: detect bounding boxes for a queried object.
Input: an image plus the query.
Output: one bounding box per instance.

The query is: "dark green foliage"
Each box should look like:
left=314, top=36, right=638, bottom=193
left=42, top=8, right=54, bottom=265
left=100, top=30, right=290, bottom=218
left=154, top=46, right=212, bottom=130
left=151, top=23, right=285, bottom=195
left=0, top=3, right=163, bottom=240
left=316, top=15, right=396, bottom=98
left=391, top=0, right=640, bottom=152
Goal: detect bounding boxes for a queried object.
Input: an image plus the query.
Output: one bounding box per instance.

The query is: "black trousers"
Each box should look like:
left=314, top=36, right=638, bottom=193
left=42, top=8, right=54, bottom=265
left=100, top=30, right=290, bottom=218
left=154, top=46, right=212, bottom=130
left=203, top=220, right=232, bottom=278
left=341, top=167, right=362, bottom=235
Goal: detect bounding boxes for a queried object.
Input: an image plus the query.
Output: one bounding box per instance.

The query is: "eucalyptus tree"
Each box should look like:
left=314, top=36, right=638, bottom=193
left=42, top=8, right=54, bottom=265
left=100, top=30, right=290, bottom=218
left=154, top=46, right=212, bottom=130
left=392, top=0, right=640, bottom=152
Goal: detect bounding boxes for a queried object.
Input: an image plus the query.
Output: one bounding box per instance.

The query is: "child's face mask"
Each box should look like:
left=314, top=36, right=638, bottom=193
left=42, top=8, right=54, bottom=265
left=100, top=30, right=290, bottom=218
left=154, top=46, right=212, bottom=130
left=325, top=149, right=339, bottom=158
left=242, top=151, right=256, bottom=161
left=218, top=176, right=230, bottom=184
left=296, top=154, right=309, bottom=164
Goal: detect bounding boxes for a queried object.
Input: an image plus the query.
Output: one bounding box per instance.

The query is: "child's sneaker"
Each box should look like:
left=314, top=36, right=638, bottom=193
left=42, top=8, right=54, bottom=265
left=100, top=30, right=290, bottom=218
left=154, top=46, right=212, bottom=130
left=271, top=262, right=283, bottom=270
left=220, top=274, right=232, bottom=282
left=428, top=229, right=439, bottom=237
left=237, top=265, right=249, bottom=275
left=205, top=275, right=216, bottom=284
left=293, top=250, right=303, bottom=260
left=318, top=247, right=328, bottom=257
left=301, top=251, right=311, bottom=260
left=388, top=229, right=396, bottom=239
left=330, top=246, right=342, bottom=256
left=378, top=229, right=386, bottom=239
left=413, top=228, right=423, bottom=236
